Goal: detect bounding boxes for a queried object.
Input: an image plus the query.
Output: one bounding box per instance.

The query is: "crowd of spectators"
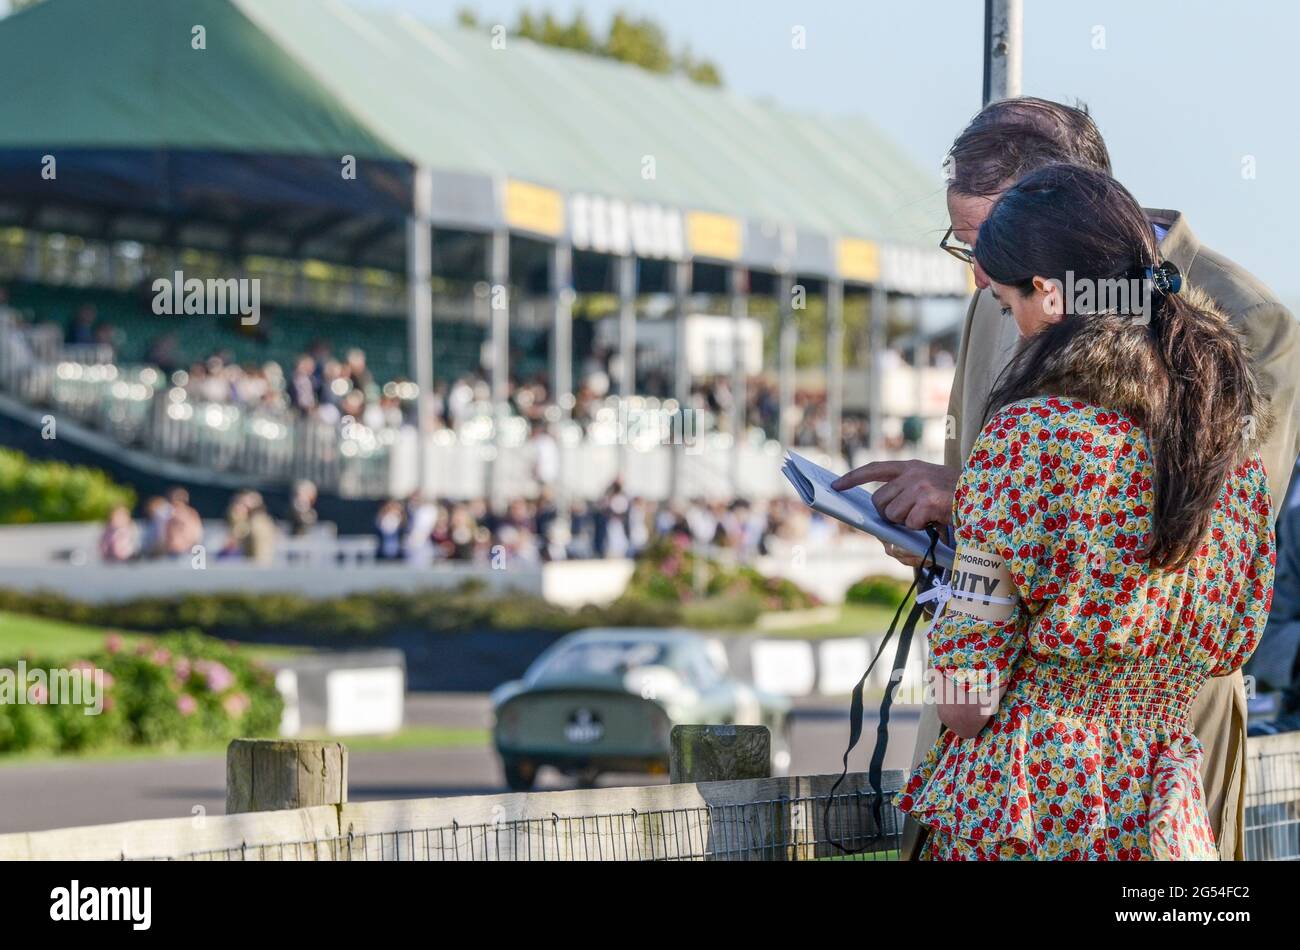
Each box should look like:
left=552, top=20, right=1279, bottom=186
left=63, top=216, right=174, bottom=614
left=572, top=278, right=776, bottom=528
left=371, top=480, right=852, bottom=569
left=14, top=293, right=953, bottom=462
left=98, top=483, right=319, bottom=565
left=97, top=475, right=851, bottom=571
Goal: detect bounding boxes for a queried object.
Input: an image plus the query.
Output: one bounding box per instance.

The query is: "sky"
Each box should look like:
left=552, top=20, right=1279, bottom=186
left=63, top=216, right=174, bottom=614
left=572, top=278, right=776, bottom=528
left=342, top=0, right=1300, bottom=303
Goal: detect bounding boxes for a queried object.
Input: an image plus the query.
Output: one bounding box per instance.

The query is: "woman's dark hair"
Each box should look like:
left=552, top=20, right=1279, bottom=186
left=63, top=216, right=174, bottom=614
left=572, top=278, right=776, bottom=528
left=946, top=97, right=1112, bottom=197
left=974, top=164, right=1266, bottom=571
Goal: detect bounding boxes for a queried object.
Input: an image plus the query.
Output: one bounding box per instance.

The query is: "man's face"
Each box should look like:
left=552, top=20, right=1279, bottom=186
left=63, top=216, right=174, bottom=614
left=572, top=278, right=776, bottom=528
left=945, top=189, right=999, bottom=290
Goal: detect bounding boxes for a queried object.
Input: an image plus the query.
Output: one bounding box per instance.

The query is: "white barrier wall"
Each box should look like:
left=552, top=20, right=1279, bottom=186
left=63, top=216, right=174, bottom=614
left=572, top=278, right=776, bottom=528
left=0, top=558, right=642, bottom=606
left=0, top=563, right=545, bottom=603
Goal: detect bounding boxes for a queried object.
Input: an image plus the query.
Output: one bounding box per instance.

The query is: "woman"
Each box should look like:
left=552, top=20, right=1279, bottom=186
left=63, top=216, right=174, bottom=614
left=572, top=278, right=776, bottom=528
left=897, top=164, right=1276, bottom=860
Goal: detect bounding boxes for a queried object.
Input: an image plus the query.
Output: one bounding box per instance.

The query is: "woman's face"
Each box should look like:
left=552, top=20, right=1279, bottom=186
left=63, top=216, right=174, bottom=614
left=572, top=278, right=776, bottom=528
left=989, top=276, right=1065, bottom=339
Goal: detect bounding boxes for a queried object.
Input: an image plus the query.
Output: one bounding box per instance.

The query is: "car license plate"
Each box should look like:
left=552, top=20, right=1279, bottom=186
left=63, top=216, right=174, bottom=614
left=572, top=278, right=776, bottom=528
left=565, top=708, right=604, bottom=744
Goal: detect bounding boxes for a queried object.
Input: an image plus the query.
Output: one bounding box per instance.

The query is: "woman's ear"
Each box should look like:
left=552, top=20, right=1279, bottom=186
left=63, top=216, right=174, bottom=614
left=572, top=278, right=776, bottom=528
left=1033, top=275, right=1065, bottom=321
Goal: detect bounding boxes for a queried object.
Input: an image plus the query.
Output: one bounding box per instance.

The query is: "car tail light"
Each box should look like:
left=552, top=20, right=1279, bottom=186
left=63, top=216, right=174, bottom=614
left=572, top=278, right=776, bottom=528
left=499, top=707, right=520, bottom=743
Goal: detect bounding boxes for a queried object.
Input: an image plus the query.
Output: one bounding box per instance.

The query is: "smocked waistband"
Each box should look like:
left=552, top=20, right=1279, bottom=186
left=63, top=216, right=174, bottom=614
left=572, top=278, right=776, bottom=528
left=1007, top=658, right=1200, bottom=727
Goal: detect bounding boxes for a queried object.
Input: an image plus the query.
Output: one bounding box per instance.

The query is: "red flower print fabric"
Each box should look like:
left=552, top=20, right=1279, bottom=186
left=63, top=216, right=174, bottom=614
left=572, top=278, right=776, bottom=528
left=897, top=396, right=1275, bottom=861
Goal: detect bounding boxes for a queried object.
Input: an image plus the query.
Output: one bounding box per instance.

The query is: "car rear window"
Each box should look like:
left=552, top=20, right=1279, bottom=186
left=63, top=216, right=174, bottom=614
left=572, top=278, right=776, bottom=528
left=532, top=641, right=670, bottom=682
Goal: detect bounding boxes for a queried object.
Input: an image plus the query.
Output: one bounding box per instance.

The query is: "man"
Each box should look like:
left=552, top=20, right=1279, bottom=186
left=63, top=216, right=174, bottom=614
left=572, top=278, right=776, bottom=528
left=834, top=97, right=1300, bottom=860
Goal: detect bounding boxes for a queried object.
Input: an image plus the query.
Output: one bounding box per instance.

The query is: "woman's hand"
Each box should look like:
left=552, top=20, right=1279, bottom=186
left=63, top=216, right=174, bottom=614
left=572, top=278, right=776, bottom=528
left=936, top=671, right=1003, bottom=739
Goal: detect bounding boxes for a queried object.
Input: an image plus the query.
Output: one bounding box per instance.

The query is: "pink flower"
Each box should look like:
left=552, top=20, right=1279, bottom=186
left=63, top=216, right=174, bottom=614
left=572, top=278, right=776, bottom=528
left=151, top=648, right=172, bottom=666
left=173, top=658, right=191, bottom=680
left=177, top=695, right=197, bottom=716
left=222, top=693, right=250, bottom=718
left=105, top=634, right=123, bottom=654
left=195, top=660, right=235, bottom=693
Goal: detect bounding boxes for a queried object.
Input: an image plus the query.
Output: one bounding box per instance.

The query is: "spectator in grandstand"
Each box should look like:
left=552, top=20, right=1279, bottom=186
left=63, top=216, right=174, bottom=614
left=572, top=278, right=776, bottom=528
left=218, top=493, right=251, bottom=561
left=99, top=505, right=139, bottom=563
left=93, top=321, right=117, bottom=359
left=374, top=499, right=406, bottom=561
left=218, top=490, right=276, bottom=563
left=286, top=479, right=319, bottom=536
left=528, top=418, right=559, bottom=487
left=450, top=374, right=491, bottom=428
left=591, top=480, right=632, bottom=558
left=65, top=303, right=96, bottom=346
left=345, top=347, right=374, bottom=394
left=138, top=495, right=170, bottom=559
left=290, top=354, right=317, bottom=415
left=443, top=502, right=479, bottom=560
left=162, top=487, right=203, bottom=558
left=243, top=492, right=278, bottom=565
left=403, top=492, right=439, bottom=566
left=146, top=332, right=181, bottom=377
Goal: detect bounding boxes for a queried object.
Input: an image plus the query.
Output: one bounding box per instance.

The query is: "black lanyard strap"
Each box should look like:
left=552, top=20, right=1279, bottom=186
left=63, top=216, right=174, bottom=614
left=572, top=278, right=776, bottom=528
left=823, top=525, right=943, bottom=855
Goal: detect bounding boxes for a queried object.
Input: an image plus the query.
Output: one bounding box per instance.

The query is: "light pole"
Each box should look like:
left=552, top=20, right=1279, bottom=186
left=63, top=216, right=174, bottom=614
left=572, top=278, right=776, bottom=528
left=983, top=0, right=1023, bottom=105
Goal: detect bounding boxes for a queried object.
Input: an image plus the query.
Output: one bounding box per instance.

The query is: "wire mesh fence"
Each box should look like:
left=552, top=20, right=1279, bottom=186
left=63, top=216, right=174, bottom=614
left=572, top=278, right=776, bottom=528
left=1244, top=739, right=1300, bottom=861
left=8, top=737, right=1295, bottom=862
left=141, top=788, right=905, bottom=862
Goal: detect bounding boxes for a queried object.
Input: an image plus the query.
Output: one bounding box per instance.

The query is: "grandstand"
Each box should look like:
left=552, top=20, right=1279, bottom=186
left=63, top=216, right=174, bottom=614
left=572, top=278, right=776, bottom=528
left=0, top=0, right=968, bottom=511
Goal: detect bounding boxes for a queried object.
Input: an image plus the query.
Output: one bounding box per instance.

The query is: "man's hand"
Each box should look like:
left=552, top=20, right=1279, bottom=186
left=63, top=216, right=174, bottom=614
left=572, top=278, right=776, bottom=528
left=832, top=459, right=959, bottom=529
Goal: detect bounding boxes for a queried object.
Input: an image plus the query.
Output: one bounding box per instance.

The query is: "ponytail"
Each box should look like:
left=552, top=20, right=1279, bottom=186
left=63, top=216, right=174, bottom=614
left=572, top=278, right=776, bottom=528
left=1143, top=289, right=1268, bottom=569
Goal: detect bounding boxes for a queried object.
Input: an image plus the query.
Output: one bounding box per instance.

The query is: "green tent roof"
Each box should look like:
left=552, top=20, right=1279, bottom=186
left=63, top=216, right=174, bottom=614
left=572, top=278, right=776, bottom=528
left=0, top=0, right=963, bottom=288
left=235, top=0, right=946, bottom=243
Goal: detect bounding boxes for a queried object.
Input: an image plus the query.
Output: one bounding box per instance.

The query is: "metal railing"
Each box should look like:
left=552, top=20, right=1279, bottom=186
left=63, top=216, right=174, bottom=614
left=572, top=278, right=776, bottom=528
left=1244, top=732, right=1300, bottom=861
left=147, top=792, right=903, bottom=862
left=0, top=734, right=1296, bottom=861
left=0, top=310, right=394, bottom=496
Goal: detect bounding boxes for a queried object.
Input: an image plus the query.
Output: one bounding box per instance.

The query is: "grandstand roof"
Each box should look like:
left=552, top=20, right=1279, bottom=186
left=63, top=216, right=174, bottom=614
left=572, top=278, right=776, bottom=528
left=0, top=0, right=967, bottom=293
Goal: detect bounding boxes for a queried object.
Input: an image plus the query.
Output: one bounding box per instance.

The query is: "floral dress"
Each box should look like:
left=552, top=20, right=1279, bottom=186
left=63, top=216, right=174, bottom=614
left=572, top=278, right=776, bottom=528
left=897, top=396, right=1275, bottom=860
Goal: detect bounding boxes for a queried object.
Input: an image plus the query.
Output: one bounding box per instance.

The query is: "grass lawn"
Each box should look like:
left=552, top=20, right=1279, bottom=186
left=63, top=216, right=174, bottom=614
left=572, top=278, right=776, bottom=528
left=0, top=610, right=301, bottom=664
left=0, top=725, right=491, bottom=768
left=754, top=602, right=907, bottom=639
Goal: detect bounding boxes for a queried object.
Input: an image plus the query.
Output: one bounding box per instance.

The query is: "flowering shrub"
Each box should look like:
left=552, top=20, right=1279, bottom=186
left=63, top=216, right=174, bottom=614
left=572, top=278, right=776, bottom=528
left=0, top=630, right=282, bottom=755
left=623, top=536, right=818, bottom=613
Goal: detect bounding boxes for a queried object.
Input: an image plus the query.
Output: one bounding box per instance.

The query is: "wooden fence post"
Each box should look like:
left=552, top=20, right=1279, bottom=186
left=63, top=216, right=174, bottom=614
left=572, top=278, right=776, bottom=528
left=669, top=724, right=770, bottom=784
left=226, top=739, right=349, bottom=815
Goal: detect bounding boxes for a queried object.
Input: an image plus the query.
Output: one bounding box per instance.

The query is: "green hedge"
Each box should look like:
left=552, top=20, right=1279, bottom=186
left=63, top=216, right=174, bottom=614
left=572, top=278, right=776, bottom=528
left=0, top=543, right=817, bottom=639
left=844, top=575, right=912, bottom=609
left=0, top=630, right=282, bottom=755
left=0, top=582, right=757, bottom=638
left=0, top=448, right=135, bottom=523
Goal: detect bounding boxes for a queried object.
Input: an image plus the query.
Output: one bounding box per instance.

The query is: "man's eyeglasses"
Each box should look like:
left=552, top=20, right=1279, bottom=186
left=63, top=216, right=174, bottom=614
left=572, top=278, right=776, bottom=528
left=939, top=227, right=974, bottom=266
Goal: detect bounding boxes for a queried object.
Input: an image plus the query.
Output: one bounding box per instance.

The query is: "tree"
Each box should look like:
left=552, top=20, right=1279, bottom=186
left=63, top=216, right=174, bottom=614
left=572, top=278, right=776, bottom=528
left=603, top=11, right=674, bottom=75
left=460, top=7, right=725, bottom=87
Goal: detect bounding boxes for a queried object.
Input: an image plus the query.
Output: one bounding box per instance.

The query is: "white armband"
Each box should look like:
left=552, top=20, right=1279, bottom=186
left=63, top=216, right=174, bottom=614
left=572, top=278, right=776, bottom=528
left=917, top=545, right=1019, bottom=621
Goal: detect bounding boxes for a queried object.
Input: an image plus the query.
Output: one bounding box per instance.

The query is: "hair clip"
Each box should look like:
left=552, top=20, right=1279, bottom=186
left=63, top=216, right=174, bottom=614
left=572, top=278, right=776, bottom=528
left=1144, top=260, right=1182, bottom=296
